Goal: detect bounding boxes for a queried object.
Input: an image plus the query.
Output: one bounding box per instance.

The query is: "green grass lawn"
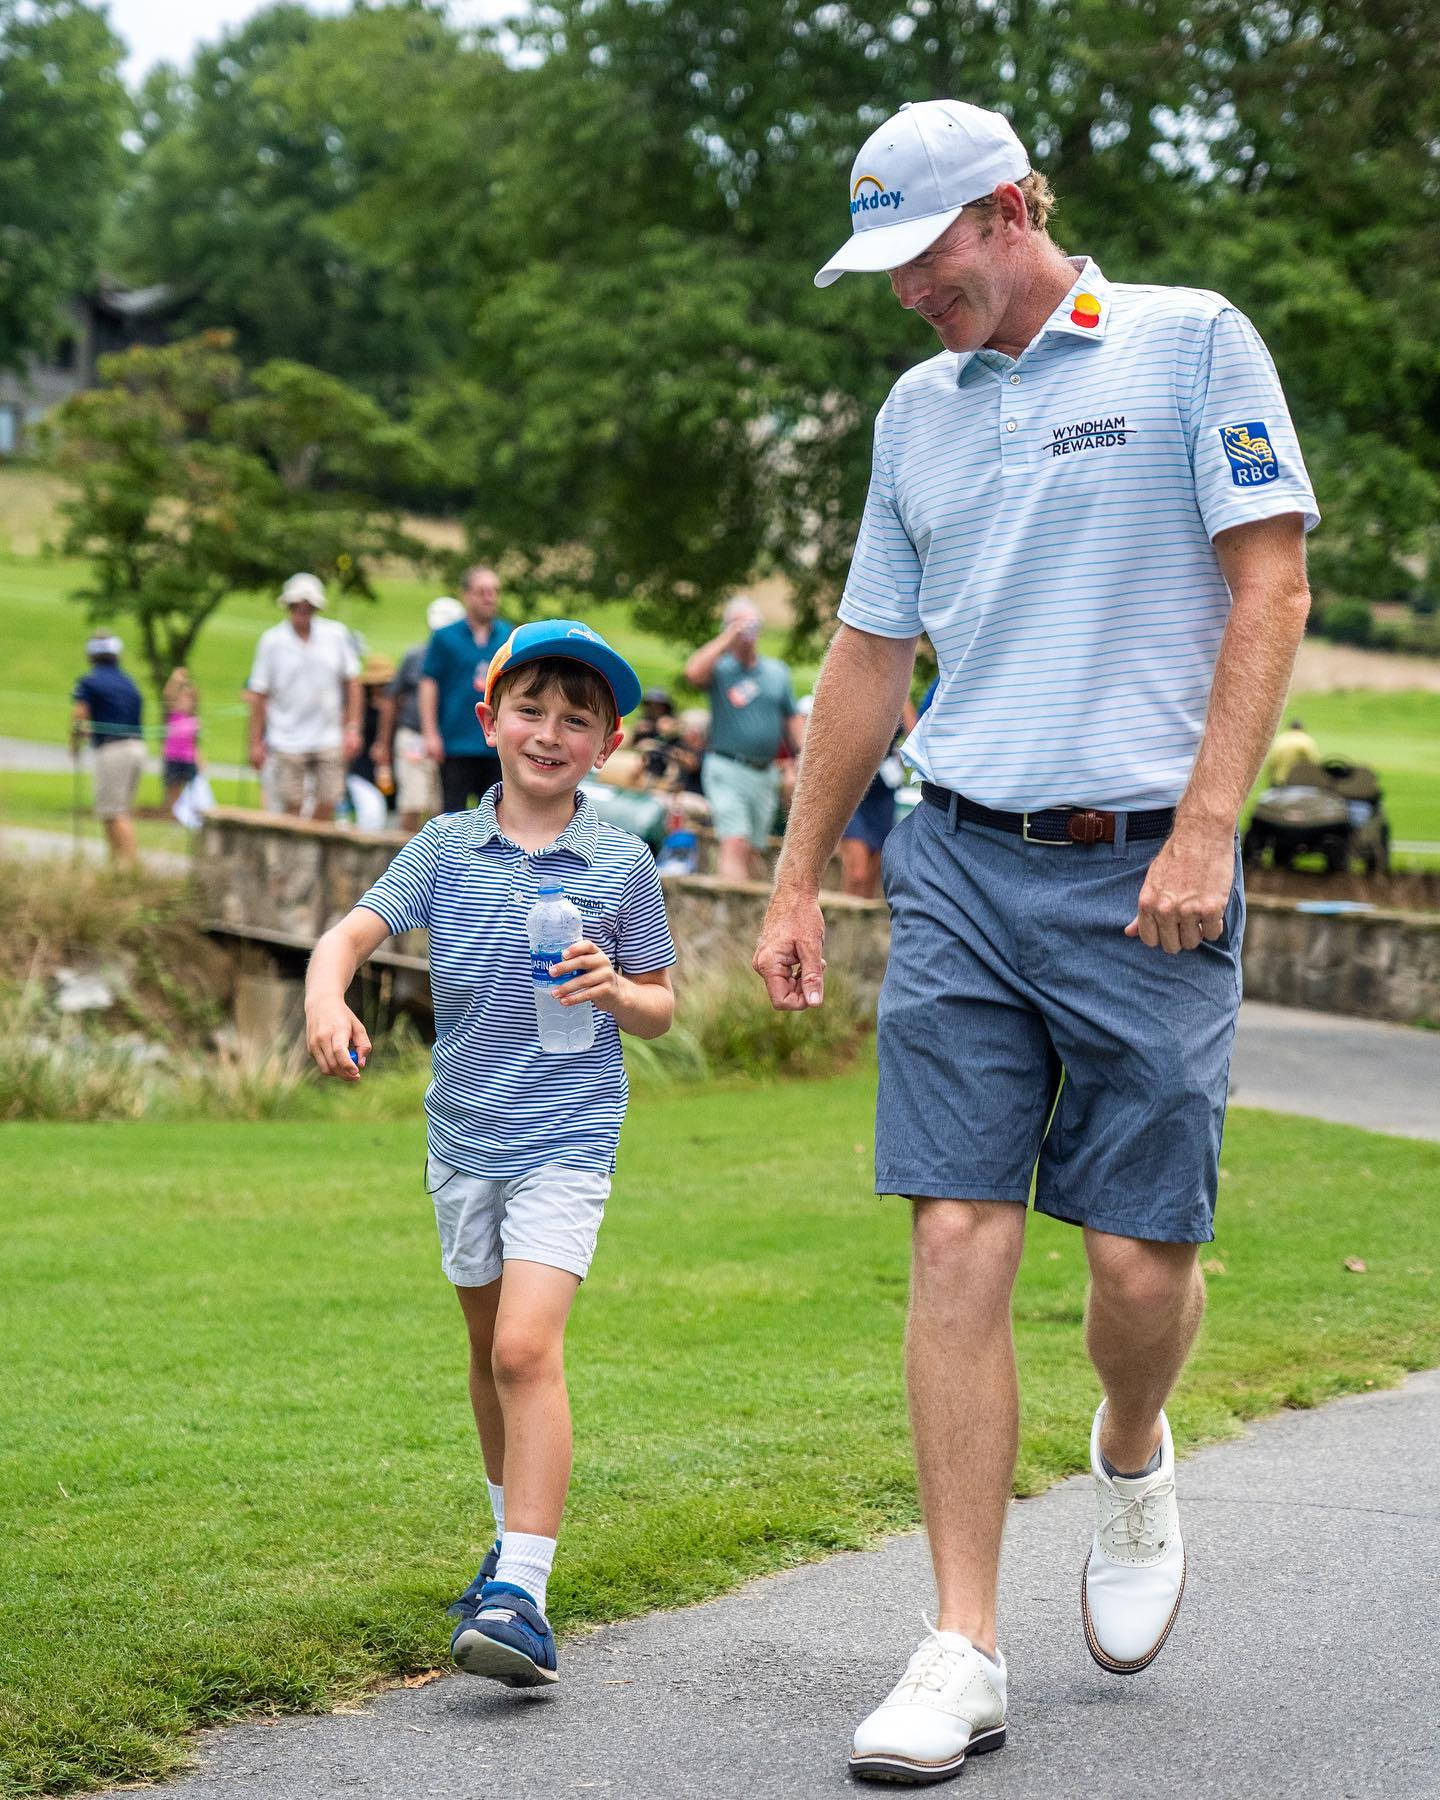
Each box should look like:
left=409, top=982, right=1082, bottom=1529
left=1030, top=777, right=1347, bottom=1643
left=0, top=547, right=817, bottom=753
left=2, top=1067, right=1437, bottom=1797
left=1275, top=689, right=1440, bottom=844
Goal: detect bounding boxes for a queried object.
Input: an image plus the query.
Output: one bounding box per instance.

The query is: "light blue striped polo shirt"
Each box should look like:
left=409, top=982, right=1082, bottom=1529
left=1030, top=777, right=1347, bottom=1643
left=839, top=257, right=1320, bottom=811
left=357, top=786, right=675, bottom=1178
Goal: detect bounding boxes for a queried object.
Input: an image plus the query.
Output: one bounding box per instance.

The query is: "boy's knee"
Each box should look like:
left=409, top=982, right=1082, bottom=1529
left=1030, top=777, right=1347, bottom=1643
left=491, top=1325, right=561, bottom=1388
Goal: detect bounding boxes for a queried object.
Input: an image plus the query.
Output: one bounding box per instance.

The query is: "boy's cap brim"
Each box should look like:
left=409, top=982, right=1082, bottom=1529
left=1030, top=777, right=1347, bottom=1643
left=484, top=620, right=643, bottom=717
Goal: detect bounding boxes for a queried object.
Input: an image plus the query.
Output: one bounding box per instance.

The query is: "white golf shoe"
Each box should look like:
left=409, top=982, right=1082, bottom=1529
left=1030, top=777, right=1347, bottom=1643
left=1081, top=1403, right=1186, bottom=1673
left=849, top=1623, right=1007, bottom=1784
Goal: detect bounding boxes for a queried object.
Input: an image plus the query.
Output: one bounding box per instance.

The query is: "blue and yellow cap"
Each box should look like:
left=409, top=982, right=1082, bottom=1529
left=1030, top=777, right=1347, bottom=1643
left=484, top=619, right=642, bottom=718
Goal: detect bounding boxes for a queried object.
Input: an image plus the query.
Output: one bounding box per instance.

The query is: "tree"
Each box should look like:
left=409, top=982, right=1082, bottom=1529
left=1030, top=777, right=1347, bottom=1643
left=43, top=332, right=435, bottom=697
left=115, top=3, right=510, bottom=402
left=0, top=0, right=127, bottom=370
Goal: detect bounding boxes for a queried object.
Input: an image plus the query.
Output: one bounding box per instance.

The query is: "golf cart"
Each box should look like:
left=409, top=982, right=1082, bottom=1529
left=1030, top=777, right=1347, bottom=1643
left=1242, top=757, right=1390, bottom=875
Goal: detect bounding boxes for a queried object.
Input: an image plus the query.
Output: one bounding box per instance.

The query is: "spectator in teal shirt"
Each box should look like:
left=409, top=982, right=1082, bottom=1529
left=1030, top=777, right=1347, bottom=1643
left=420, top=566, right=513, bottom=812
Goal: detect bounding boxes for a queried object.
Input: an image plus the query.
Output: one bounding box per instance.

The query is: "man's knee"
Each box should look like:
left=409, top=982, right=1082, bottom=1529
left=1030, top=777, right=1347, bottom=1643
left=911, top=1200, right=1025, bottom=1302
left=1086, top=1232, right=1199, bottom=1318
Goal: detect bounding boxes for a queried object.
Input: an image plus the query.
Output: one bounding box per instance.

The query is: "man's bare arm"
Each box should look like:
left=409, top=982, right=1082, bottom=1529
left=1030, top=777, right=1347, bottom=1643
left=1128, top=512, right=1310, bottom=953
left=683, top=619, right=743, bottom=689
left=755, top=624, right=918, bottom=1008
left=418, top=675, right=444, bottom=762
left=246, top=691, right=268, bottom=769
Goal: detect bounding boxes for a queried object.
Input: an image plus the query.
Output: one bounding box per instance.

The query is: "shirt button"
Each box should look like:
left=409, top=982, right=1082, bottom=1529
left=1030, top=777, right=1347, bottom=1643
left=1009, top=373, right=1021, bottom=385
left=1005, top=419, right=1018, bottom=433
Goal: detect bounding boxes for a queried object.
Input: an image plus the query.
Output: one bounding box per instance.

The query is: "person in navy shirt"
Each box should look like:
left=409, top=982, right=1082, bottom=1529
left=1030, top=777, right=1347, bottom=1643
left=71, top=634, right=145, bottom=866
left=305, top=620, right=675, bottom=1692
left=419, top=565, right=513, bottom=814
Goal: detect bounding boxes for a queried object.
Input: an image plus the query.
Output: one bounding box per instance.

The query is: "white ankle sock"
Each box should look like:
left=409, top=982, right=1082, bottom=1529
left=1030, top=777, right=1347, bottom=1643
left=486, top=1479, right=505, bottom=1540
left=493, top=1531, right=556, bottom=1613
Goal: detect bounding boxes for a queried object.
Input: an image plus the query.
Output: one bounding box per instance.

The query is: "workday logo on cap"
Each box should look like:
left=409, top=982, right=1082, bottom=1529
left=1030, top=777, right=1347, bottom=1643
left=851, top=174, right=905, bottom=218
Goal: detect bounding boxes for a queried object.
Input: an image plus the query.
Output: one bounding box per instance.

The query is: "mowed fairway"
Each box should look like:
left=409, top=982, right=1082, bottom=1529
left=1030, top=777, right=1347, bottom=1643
left=3, top=1067, right=1438, bottom=1796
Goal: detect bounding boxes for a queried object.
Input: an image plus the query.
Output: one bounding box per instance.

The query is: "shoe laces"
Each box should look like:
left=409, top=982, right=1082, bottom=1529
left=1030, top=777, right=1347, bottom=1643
left=896, top=1617, right=973, bottom=1699
left=1099, top=1472, right=1175, bottom=1556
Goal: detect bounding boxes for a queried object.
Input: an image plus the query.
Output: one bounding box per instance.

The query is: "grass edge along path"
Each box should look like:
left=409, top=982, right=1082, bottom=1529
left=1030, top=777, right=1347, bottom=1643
left=2, top=1077, right=1437, bottom=1797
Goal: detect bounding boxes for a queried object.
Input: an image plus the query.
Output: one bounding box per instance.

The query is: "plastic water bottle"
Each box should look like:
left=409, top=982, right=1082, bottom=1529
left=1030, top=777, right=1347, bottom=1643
left=527, top=882, right=595, bottom=1053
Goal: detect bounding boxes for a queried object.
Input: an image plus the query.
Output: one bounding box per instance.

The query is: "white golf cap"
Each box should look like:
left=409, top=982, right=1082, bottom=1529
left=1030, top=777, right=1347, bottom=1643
left=426, top=595, right=464, bottom=631
left=815, top=100, right=1031, bottom=287
left=85, top=633, right=123, bottom=656
left=278, top=571, right=327, bottom=609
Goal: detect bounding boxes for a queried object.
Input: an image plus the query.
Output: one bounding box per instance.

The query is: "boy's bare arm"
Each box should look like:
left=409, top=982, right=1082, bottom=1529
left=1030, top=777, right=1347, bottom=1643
left=551, top=946, right=675, bottom=1039
left=305, top=906, right=392, bottom=1078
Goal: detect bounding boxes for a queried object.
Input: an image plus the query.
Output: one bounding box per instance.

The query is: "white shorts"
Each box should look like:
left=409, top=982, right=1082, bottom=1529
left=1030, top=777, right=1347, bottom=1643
left=393, top=726, right=439, bottom=816
left=425, top=1158, right=611, bottom=1288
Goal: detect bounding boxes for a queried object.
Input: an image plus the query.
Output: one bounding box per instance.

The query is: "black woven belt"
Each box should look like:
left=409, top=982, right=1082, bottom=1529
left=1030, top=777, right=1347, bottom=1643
left=921, top=782, right=1175, bottom=846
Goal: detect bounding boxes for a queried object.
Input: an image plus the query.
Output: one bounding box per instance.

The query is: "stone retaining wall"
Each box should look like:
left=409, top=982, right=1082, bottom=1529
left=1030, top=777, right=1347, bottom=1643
left=195, top=809, right=1440, bottom=1027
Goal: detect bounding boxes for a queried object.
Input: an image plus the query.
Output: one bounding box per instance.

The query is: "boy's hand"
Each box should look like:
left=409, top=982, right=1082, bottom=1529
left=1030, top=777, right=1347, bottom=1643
left=306, top=998, right=371, bottom=1079
left=551, top=939, right=620, bottom=1011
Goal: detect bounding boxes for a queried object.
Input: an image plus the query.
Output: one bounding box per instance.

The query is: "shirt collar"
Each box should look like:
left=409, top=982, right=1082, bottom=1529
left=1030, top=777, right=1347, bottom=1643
left=952, top=256, right=1112, bottom=383
left=469, top=782, right=599, bottom=865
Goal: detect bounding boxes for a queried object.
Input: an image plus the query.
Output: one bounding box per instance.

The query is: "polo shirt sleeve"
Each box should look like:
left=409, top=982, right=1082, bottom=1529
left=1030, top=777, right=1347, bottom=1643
left=1188, top=307, right=1320, bottom=541
left=340, top=631, right=361, bottom=680
left=421, top=631, right=448, bottom=682
left=356, top=818, right=446, bottom=934
left=72, top=673, right=93, bottom=706
left=836, top=405, right=924, bottom=639
left=246, top=634, right=273, bottom=696
left=615, top=849, right=676, bottom=974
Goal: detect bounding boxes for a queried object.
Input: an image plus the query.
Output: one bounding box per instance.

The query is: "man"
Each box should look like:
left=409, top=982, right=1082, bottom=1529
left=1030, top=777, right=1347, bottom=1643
left=1265, top=716, right=1321, bottom=786
left=71, top=634, right=145, bottom=867
left=684, top=595, right=803, bottom=881
left=754, top=99, right=1317, bottom=1784
left=380, top=596, right=465, bottom=833
left=246, top=572, right=362, bottom=822
left=420, top=566, right=512, bottom=812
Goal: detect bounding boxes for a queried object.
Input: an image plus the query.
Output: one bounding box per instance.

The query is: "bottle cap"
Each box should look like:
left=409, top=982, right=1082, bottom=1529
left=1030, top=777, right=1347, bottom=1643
left=538, top=881, right=564, bottom=895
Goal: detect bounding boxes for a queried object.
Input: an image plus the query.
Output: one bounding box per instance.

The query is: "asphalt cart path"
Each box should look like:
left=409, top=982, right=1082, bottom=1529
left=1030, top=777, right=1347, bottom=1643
left=100, top=1373, right=1439, bottom=1800
left=1230, top=1001, right=1440, bottom=1141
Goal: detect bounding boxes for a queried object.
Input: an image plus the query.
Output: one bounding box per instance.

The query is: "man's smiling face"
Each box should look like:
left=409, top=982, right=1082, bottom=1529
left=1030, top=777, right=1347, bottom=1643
left=887, top=200, right=1016, bottom=353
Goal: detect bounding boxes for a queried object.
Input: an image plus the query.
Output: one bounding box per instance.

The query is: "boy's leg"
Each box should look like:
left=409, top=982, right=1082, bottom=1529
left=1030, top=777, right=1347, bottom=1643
left=454, top=1279, right=505, bottom=1483
left=490, top=1259, right=582, bottom=1538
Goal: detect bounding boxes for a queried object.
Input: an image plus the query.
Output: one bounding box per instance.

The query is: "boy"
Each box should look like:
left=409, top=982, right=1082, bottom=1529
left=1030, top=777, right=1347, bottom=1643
left=305, top=620, right=676, bottom=1688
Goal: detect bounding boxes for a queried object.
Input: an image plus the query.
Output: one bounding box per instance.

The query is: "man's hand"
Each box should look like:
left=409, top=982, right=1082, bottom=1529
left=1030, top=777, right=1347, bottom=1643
left=753, top=889, right=827, bottom=1010
left=249, top=740, right=267, bottom=771
left=423, top=731, right=445, bottom=764
left=551, top=939, right=621, bottom=1011
left=306, top=997, right=371, bottom=1078
left=1126, top=824, right=1235, bottom=954
left=343, top=725, right=362, bottom=761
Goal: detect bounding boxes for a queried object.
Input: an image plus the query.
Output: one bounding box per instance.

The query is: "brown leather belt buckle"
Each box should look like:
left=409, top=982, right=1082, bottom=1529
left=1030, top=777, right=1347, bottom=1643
left=1067, top=808, right=1115, bottom=846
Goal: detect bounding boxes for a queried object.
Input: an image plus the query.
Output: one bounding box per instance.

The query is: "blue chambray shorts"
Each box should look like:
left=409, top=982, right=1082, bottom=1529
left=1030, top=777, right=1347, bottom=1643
left=874, top=797, right=1245, bottom=1244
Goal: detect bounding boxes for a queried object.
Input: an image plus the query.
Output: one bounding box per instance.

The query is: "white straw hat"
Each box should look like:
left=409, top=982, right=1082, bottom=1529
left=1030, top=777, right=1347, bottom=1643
left=277, top=572, right=327, bottom=609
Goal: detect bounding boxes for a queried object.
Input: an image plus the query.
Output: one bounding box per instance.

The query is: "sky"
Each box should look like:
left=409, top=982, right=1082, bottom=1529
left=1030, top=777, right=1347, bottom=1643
left=106, top=0, right=514, bottom=86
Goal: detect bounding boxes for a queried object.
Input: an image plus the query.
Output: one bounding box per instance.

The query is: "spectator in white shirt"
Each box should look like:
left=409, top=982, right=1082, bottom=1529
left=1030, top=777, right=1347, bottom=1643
left=246, top=573, right=362, bottom=821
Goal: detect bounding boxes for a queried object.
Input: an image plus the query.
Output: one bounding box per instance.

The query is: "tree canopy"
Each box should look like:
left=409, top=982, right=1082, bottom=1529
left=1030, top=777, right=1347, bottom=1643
left=48, top=0, right=1440, bottom=637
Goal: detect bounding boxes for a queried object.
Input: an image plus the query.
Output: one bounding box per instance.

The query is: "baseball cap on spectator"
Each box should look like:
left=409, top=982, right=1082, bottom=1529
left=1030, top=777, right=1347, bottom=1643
left=85, top=633, right=124, bottom=656
left=796, top=693, right=815, bottom=716
left=277, top=572, right=327, bottom=609
left=484, top=619, right=643, bottom=717
left=427, top=596, right=465, bottom=631
left=815, top=100, right=1031, bottom=287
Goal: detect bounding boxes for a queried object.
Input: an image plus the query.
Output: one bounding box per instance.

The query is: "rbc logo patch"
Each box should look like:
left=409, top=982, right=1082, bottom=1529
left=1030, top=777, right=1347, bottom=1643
left=1219, top=422, right=1280, bottom=487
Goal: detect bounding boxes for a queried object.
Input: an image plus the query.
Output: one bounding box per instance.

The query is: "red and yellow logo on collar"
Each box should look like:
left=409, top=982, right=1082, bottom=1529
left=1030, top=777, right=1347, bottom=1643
left=1070, top=291, right=1102, bottom=329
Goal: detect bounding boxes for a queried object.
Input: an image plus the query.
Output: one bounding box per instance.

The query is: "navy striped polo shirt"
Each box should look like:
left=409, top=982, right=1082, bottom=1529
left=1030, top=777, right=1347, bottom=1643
left=357, top=787, right=676, bottom=1177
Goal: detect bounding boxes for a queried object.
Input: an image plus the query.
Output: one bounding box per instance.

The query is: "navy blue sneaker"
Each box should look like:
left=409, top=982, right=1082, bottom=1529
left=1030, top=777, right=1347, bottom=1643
left=445, top=1539, right=502, bottom=1620
left=450, top=1581, right=558, bottom=1687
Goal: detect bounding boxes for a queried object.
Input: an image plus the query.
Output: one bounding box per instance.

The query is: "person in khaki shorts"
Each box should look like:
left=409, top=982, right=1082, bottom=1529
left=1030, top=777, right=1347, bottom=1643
left=379, top=596, right=464, bottom=832
left=245, top=573, right=362, bottom=820
left=71, top=634, right=146, bottom=867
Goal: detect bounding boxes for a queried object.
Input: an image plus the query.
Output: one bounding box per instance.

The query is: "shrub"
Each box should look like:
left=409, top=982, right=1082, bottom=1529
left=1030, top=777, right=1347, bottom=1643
left=1317, top=598, right=1375, bottom=646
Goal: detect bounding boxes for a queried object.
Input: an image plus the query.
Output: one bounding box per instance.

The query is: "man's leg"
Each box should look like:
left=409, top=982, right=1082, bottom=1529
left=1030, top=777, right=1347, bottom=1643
left=717, top=836, right=751, bottom=881
left=908, top=1198, right=1027, bottom=1655
left=1084, top=1230, right=1204, bottom=1471
left=311, top=750, right=345, bottom=824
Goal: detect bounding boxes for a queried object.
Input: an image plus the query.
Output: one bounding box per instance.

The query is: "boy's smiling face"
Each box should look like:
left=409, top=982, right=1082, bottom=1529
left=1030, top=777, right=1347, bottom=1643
left=478, top=668, right=623, bottom=800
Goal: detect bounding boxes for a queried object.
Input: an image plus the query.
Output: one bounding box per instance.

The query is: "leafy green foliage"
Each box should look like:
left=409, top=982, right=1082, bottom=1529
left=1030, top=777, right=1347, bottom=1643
left=0, top=0, right=128, bottom=370
left=41, top=332, right=435, bottom=696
